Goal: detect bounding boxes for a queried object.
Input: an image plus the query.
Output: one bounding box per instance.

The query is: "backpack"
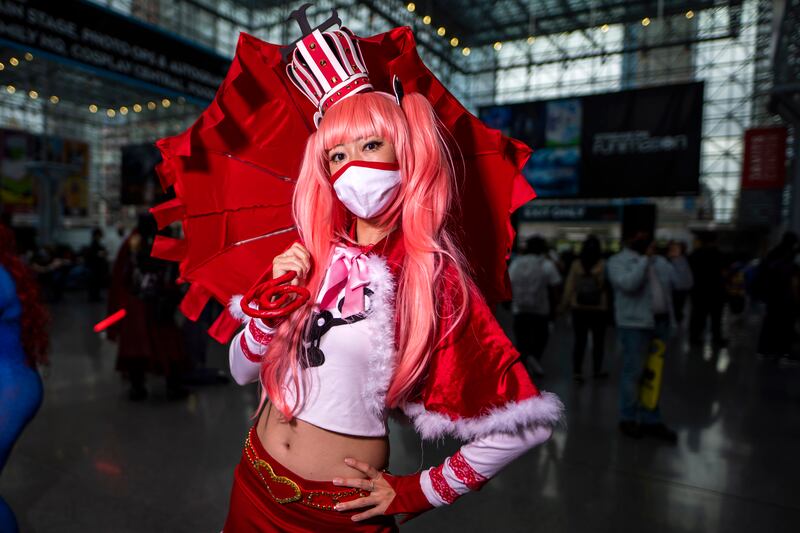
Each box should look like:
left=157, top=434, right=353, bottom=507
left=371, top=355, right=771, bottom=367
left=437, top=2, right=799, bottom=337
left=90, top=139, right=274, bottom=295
left=575, top=270, right=602, bottom=307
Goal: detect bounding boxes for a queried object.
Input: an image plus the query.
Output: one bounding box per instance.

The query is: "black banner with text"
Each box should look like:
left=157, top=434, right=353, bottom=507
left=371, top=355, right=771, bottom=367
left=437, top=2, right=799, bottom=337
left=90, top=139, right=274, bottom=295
left=480, top=82, right=703, bottom=199
left=0, top=0, right=229, bottom=102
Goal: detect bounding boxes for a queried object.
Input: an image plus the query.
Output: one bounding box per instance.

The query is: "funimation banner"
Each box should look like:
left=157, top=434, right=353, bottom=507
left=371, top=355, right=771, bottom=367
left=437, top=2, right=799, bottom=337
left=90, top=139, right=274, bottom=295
left=480, top=82, right=703, bottom=199
left=0, top=0, right=229, bottom=103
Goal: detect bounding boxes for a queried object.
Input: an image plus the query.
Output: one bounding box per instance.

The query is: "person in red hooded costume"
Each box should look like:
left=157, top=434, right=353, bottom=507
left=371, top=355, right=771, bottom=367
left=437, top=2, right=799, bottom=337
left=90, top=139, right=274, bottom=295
left=218, top=13, right=564, bottom=533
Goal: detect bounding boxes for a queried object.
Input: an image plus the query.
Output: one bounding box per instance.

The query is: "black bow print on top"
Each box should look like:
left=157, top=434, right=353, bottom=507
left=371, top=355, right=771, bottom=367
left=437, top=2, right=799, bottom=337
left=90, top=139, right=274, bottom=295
left=303, top=287, right=373, bottom=368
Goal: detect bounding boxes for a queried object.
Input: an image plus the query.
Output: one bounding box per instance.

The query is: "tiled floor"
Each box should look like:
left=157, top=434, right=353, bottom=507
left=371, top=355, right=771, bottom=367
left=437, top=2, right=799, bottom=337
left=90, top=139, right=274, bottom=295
left=2, top=294, right=799, bottom=532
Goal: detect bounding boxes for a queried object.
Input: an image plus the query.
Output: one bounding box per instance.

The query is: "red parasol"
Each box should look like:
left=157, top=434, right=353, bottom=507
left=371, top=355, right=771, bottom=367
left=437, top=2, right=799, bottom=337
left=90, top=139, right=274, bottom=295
left=150, top=26, right=534, bottom=343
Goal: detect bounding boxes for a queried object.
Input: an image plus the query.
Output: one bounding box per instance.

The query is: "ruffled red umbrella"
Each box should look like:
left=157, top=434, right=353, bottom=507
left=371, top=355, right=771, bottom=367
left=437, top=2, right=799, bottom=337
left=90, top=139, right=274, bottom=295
left=150, top=26, right=534, bottom=343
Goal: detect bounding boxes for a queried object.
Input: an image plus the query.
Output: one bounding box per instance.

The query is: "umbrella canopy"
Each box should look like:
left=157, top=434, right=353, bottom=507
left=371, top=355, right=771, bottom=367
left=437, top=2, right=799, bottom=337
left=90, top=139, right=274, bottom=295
left=359, top=27, right=535, bottom=305
left=151, top=27, right=534, bottom=343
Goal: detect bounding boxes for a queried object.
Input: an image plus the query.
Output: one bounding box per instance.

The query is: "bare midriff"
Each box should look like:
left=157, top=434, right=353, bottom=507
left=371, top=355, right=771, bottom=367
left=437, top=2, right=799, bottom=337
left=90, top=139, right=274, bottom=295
left=256, top=403, right=390, bottom=482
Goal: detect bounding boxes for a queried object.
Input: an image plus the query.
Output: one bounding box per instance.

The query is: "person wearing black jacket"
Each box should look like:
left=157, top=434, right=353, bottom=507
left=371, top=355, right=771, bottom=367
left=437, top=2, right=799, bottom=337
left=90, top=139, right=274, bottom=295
left=688, top=233, right=727, bottom=346
left=756, top=232, right=799, bottom=358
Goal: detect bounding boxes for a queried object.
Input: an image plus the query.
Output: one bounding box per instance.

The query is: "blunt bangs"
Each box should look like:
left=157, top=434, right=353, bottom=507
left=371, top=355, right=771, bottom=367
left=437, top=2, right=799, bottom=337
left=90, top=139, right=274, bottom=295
left=317, top=92, right=406, bottom=153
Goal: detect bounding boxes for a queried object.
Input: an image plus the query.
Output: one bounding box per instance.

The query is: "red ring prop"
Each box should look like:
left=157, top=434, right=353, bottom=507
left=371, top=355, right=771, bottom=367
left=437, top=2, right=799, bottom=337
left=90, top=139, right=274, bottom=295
left=240, top=269, right=311, bottom=322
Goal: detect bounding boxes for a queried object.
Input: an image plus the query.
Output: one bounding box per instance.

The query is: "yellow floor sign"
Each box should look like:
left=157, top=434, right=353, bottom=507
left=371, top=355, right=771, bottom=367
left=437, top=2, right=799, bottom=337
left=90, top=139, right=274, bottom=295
left=640, top=339, right=665, bottom=411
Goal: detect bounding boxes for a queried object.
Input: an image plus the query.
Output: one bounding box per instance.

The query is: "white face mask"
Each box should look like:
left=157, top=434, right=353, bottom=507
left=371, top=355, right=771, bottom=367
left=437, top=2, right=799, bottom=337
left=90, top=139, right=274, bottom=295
left=330, top=161, right=401, bottom=219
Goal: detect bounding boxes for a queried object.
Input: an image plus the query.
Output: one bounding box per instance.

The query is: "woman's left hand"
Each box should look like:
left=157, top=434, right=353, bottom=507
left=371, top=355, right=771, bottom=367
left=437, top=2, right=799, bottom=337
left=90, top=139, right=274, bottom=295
left=332, top=457, right=396, bottom=521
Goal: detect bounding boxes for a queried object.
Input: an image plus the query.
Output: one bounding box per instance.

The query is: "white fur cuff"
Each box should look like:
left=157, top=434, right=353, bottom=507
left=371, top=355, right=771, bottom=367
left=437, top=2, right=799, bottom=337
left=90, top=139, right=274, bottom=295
left=402, top=391, right=564, bottom=441
left=228, top=295, right=248, bottom=323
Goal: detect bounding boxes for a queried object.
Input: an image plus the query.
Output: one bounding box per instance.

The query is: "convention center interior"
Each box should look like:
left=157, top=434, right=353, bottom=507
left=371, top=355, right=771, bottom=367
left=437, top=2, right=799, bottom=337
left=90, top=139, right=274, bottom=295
left=0, top=0, right=799, bottom=532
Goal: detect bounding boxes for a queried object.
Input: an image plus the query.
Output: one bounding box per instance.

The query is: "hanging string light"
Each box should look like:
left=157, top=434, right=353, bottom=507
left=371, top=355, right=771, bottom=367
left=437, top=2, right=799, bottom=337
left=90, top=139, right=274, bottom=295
left=0, top=50, right=182, bottom=120
left=1, top=74, right=190, bottom=117
left=402, top=8, right=471, bottom=58
left=1, top=51, right=34, bottom=70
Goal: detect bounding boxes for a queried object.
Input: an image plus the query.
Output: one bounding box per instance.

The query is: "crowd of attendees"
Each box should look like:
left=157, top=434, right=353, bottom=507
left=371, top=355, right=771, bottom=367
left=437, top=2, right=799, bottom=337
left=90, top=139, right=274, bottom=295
left=5, top=216, right=228, bottom=402
left=508, top=230, right=800, bottom=441
left=5, top=216, right=800, bottom=416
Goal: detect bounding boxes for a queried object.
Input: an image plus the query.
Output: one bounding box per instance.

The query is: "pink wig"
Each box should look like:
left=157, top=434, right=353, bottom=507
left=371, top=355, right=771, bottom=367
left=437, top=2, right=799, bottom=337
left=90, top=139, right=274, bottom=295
left=260, top=91, right=469, bottom=417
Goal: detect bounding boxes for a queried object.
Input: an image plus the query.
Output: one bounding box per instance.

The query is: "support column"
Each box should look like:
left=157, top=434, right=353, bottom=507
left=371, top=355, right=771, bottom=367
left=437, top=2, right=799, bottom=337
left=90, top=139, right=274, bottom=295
left=789, top=131, right=800, bottom=234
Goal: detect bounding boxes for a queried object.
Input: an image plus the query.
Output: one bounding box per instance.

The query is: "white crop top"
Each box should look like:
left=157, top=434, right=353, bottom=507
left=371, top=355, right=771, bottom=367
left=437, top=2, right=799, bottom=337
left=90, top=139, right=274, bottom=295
left=229, top=247, right=396, bottom=437
left=229, top=245, right=555, bottom=510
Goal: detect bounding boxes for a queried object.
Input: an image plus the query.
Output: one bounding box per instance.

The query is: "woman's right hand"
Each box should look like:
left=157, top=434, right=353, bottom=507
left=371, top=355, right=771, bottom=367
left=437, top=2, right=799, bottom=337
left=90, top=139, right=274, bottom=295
left=272, top=243, right=312, bottom=286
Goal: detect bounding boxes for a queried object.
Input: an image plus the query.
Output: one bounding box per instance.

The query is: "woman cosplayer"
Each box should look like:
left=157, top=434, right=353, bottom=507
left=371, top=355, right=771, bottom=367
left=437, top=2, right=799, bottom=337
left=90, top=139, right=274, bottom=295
left=218, top=19, right=564, bottom=533
left=0, top=224, right=48, bottom=533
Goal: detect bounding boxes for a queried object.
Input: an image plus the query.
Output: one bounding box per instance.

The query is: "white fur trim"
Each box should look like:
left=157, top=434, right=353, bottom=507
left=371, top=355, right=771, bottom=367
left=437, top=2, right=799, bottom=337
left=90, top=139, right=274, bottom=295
left=228, top=294, right=248, bottom=323
left=402, top=391, right=564, bottom=441
left=361, top=254, right=397, bottom=417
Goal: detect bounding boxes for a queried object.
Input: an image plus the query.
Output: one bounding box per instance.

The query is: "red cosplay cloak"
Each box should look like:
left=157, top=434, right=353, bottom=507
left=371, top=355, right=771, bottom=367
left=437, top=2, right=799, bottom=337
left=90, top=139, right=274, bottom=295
left=361, top=228, right=562, bottom=441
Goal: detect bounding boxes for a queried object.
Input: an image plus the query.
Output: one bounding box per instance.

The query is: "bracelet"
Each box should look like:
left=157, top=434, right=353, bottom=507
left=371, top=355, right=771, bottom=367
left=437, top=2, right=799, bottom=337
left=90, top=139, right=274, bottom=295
left=240, top=332, right=265, bottom=363
left=248, top=319, right=275, bottom=345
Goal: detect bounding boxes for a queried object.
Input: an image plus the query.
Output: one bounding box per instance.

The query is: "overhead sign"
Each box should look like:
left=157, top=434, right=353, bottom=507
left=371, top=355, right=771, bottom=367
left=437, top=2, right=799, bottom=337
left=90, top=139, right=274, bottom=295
left=0, top=0, right=229, bottom=103
left=741, top=127, right=788, bottom=190
left=519, top=204, right=621, bottom=222
left=480, top=82, right=704, bottom=199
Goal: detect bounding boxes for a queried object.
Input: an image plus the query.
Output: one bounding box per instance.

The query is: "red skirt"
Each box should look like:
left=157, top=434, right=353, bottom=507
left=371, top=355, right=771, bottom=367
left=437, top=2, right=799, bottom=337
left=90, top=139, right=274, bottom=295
left=223, top=427, right=398, bottom=532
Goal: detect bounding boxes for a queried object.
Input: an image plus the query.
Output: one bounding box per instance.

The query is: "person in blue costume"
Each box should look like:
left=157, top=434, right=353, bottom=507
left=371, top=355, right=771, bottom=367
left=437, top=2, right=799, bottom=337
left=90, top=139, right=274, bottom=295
left=0, top=223, right=49, bottom=533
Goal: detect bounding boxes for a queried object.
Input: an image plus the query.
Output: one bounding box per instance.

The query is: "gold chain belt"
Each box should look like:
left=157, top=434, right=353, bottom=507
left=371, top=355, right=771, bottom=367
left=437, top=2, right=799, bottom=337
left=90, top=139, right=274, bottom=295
left=244, top=431, right=369, bottom=511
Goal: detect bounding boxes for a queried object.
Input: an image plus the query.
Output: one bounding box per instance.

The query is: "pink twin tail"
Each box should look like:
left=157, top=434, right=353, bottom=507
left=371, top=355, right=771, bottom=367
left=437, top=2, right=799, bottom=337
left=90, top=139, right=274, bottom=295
left=317, top=245, right=371, bottom=317
left=329, top=160, right=401, bottom=184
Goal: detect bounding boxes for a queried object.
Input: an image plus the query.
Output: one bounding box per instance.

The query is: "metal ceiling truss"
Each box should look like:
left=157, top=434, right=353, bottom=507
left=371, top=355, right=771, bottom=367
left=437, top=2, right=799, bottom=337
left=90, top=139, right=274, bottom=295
left=0, top=0, right=783, bottom=225
left=462, top=6, right=740, bottom=75
left=771, top=0, right=800, bottom=123
left=458, top=1, right=769, bottom=222
left=694, top=0, right=766, bottom=220
left=413, top=0, right=740, bottom=47
left=356, top=0, right=470, bottom=76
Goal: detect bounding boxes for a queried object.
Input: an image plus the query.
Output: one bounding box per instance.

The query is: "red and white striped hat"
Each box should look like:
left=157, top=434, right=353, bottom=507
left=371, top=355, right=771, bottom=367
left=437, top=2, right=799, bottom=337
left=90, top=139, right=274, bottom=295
left=286, top=26, right=374, bottom=125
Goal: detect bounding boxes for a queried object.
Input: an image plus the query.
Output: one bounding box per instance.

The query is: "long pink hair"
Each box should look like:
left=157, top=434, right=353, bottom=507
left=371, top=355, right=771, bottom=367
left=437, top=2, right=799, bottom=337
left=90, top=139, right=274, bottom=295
left=260, top=91, right=469, bottom=417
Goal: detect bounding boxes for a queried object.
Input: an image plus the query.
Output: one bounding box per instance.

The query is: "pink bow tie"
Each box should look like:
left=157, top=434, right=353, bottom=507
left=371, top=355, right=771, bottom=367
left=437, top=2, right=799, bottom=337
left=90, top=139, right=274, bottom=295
left=317, top=246, right=370, bottom=318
